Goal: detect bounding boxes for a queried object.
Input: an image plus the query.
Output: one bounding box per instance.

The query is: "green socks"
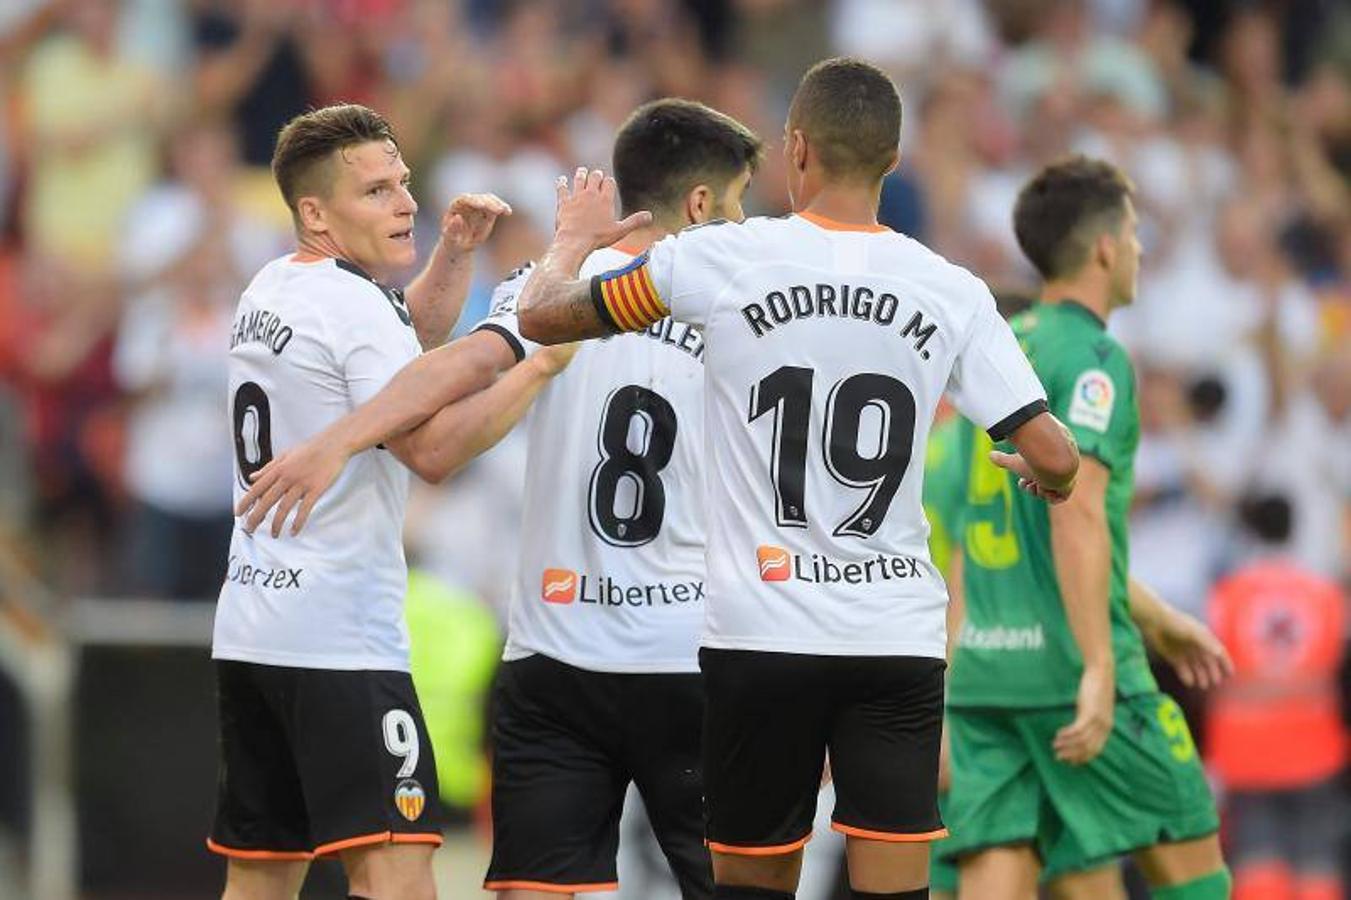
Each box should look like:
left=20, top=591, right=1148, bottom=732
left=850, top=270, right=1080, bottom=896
left=1150, top=867, right=1233, bottom=900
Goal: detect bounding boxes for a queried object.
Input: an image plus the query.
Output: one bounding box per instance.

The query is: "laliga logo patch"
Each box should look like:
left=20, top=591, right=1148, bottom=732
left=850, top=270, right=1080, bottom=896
left=757, top=545, right=791, bottom=582
left=541, top=568, right=577, bottom=604
left=394, top=779, right=426, bottom=822
left=1068, top=369, right=1115, bottom=433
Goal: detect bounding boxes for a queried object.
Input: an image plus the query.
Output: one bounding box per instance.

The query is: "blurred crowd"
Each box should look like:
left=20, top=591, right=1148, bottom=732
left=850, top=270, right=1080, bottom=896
left=0, top=0, right=1348, bottom=872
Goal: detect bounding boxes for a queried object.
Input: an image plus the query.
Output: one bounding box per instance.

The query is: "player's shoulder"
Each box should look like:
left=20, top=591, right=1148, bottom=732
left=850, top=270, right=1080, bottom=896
left=1023, top=304, right=1130, bottom=372
left=887, top=232, right=993, bottom=301
left=488, top=260, right=536, bottom=312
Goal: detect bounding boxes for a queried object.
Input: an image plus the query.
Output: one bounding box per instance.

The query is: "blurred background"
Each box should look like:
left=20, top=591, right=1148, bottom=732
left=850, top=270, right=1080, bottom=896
left=0, top=0, right=1346, bottom=897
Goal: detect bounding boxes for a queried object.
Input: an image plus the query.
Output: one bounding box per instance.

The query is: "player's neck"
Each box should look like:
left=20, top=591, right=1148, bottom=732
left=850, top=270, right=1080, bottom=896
left=798, top=184, right=884, bottom=229
left=1039, top=279, right=1111, bottom=324
left=611, top=222, right=669, bottom=255
left=293, top=233, right=390, bottom=283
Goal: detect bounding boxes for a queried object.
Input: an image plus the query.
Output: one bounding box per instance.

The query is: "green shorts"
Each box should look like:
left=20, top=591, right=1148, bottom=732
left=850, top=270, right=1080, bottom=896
left=929, top=792, right=957, bottom=893
left=940, top=693, right=1218, bottom=878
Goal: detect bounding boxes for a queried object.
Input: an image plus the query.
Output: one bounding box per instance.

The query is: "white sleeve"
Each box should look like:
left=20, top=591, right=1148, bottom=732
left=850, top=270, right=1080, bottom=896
left=590, top=224, right=729, bottom=331
left=946, top=287, right=1048, bottom=440
left=644, top=224, right=729, bottom=327
left=332, top=284, right=422, bottom=407
left=471, top=265, right=540, bottom=362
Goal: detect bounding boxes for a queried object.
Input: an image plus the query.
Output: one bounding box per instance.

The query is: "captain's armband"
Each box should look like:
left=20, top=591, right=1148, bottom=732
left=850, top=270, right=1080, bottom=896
left=588, top=252, right=669, bottom=332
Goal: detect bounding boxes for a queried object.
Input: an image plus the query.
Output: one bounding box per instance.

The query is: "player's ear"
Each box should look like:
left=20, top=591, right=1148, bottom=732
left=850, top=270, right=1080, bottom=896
left=685, top=184, right=714, bottom=225
left=1094, top=231, right=1116, bottom=272
left=788, top=128, right=808, bottom=173
left=297, top=196, right=328, bottom=234
left=882, top=147, right=900, bottom=177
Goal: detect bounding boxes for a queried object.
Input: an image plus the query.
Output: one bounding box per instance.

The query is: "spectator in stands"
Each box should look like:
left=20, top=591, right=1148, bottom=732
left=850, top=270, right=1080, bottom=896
left=18, top=0, right=164, bottom=271
left=113, top=120, right=283, bottom=599
left=1207, top=493, right=1348, bottom=900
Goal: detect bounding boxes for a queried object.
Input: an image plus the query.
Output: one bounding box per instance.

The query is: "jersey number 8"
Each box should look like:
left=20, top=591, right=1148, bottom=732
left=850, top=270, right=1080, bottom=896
left=588, top=385, right=678, bottom=547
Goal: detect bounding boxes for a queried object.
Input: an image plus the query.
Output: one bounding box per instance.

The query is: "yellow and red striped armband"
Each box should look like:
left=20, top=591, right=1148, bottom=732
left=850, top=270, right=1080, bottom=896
left=588, top=252, right=669, bottom=333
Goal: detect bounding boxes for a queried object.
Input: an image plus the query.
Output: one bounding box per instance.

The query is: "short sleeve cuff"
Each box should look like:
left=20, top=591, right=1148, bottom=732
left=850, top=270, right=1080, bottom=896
left=987, top=399, right=1049, bottom=442
left=472, top=323, right=526, bottom=364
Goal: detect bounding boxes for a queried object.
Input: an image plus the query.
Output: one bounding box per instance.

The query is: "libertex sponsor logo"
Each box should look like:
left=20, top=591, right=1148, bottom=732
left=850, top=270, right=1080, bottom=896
left=540, top=568, right=704, bottom=607
left=756, top=545, right=925, bottom=585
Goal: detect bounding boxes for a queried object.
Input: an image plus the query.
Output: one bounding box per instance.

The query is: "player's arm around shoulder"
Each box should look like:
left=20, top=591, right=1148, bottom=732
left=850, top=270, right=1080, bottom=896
left=384, top=338, right=579, bottom=483
left=236, top=324, right=518, bottom=538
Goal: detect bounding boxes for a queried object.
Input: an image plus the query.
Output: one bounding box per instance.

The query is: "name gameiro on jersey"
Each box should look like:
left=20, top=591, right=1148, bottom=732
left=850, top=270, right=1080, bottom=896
left=587, top=213, right=1048, bottom=659
left=213, top=255, right=422, bottom=672
left=473, top=247, right=708, bottom=673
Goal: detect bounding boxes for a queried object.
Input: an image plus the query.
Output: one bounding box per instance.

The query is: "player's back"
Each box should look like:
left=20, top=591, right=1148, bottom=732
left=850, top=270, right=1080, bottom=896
left=214, top=255, right=422, bottom=671
left=949, top=302, right=1155, bottom=707
left=480, top=247, right=708, bottom=672
left=633, top=213, right=1046, bottom=658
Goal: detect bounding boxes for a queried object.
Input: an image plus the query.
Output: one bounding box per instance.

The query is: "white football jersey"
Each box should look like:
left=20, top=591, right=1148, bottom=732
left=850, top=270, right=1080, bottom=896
left=213, top=255, right=422, bottom=671
left=590, top=213, right=1047, bottom=658
left=476, top=246, right=706, bottom=673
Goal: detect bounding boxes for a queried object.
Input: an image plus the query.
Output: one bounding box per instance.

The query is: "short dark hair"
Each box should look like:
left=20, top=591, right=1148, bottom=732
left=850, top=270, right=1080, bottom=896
left=1013, top=155, right=1135, bottom=280
left=787, top=57, right=901, bottom=183
left=271, top=104, right=398, bottom=214
left=612, top=99, right=763, bottom=218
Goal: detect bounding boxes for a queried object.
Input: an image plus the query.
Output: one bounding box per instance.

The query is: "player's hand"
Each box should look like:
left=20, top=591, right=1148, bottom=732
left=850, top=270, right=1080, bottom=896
left=1143, top=608, right=1233, bottom=691
left=989, top=450, right=1073, bottom=504
left=440, top=193, right=512, bottom=254
left=528, top=342, right=580, bottom=377
left=1053, top=665, right=1114, bottom=765
left=235, top=434, right=352, bottom=538
left=553, top=167, right=652, bottom=252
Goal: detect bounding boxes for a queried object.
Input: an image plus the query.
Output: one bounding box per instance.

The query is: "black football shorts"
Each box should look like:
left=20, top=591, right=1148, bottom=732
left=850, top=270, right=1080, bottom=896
left=208, top=660, right=444, bottom=860
left=484, top=653, right=712, bottom=897
left=699, top=649, right=947, bottom=855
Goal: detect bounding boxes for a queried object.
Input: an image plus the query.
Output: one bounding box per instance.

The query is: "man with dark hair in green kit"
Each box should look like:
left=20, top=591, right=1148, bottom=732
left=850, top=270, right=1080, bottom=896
left=941, top=156, right=1233, bottom=900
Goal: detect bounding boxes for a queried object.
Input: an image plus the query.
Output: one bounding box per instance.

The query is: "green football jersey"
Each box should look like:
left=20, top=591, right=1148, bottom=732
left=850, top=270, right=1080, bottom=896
left=947, top=301, right=1156, bottom=708
left=923, top=415, right=966, bottom=580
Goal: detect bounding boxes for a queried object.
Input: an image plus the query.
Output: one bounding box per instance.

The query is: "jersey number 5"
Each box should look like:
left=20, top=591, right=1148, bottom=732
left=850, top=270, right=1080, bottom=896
left=750, top=366, right=916, bottom=538
left=588, top=385, right=678, bottom=547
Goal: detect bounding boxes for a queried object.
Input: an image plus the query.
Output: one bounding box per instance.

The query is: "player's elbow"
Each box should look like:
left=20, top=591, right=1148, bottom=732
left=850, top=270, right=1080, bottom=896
left=517, top=306, right=551, bottom=344
left=388, top=436, right=455, bottom=484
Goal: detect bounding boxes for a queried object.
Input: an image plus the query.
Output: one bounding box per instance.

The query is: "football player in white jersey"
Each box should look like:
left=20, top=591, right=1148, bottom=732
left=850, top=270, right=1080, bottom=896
left=211, top=104, right=574, bottom=900
left=234, top=99, right=762, bottom=900
left=516, top=59, right=1081, bottom=900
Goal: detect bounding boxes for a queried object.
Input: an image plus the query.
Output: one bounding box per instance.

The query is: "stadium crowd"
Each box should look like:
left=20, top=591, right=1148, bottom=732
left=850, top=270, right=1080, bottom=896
left=0, top=0, right=1347, bottom=895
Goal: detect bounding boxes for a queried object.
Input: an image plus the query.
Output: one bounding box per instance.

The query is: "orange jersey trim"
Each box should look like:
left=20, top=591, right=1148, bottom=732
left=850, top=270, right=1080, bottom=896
left=830, top=823, right=949, bottom=842
left=484, top=880, right=620, bottom=893
left=707, top=832, right=812, bottom=856
left=796, top=210, right=890, bottom=233
left=205, top=838, right=313, bottom=861
left=312, top=830, right=443, bottom=857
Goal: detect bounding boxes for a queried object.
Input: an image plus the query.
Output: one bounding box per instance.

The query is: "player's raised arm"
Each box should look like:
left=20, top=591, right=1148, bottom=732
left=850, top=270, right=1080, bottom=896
left=404, top=192, right=512, bottom=349
left=517, top=168, right=652, bottom=344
